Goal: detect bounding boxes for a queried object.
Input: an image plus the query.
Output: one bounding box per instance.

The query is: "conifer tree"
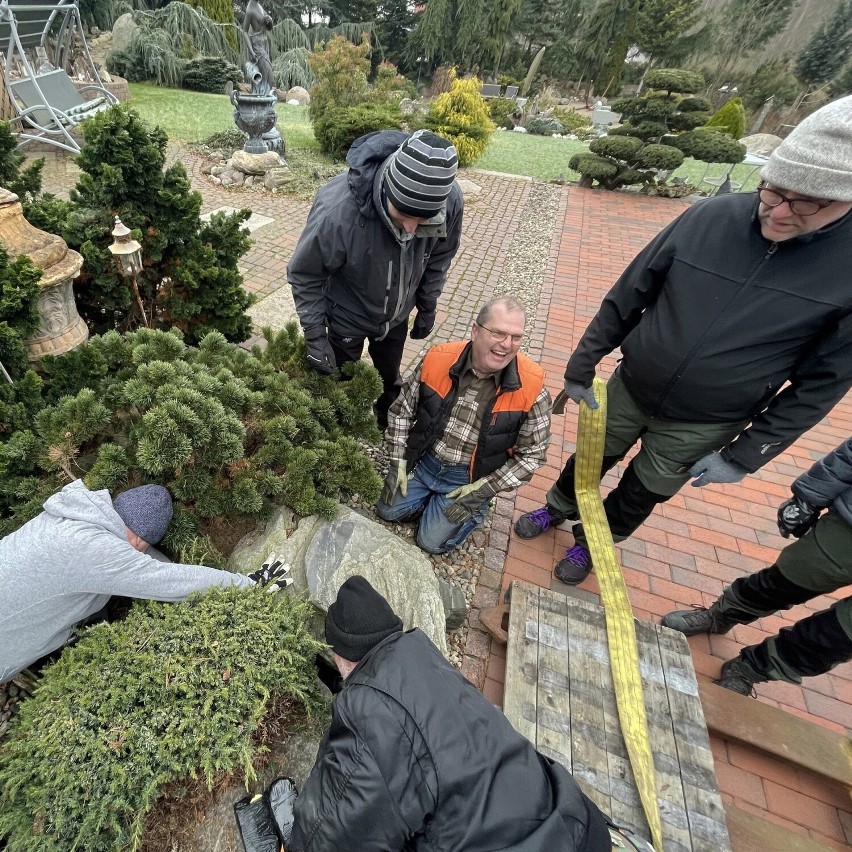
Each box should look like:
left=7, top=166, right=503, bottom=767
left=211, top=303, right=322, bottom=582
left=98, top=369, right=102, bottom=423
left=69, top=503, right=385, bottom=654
left=705, top=96, right=747, bottom=139
left=188, top=0, right=238, bottom=49
left=795, top=0, right=852, bottom=89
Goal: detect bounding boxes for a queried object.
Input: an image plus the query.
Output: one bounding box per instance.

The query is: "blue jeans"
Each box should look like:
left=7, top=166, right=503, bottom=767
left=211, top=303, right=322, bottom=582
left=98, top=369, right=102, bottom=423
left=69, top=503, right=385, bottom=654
left=376, top=452, right=491, bottom=554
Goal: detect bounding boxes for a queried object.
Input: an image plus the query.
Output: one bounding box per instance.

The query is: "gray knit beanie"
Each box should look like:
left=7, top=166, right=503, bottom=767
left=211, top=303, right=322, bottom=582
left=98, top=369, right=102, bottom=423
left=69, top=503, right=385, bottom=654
left=761, top=95, right=852, bottom=200
left=385, top=130, right=458, bottom=218
left=113, top=484, right=173, bottom=544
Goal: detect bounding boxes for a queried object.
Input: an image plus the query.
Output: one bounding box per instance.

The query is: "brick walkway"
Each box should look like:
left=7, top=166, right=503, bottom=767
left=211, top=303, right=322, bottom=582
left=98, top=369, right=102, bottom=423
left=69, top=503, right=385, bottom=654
left=35, top=150, right=851, bottom=848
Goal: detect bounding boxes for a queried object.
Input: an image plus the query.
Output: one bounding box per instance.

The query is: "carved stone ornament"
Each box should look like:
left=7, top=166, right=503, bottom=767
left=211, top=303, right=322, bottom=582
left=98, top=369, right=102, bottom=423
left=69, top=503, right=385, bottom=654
left=0, top=188, right=88, bottom=360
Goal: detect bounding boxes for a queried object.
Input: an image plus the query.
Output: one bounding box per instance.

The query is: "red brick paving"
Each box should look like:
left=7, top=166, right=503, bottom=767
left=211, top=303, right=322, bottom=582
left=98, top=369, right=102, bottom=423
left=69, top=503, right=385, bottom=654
left=487, top=187, right=852, bottom=849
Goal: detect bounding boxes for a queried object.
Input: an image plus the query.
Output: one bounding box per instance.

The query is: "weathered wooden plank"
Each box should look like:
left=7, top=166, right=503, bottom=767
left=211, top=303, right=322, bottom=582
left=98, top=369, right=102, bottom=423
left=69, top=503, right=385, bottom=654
left=698, top=679, right=852, bottom=792
left=633, top=618, right=693, bottom=852
left=724, top=805, right=839, bottom=851
left=656, top=625, right=731, bottom=852
left=535, top=587, right=573, bottom=769
left=563, top=594, right=625, bottom=824
left=503, top=581, right=538, bottom=745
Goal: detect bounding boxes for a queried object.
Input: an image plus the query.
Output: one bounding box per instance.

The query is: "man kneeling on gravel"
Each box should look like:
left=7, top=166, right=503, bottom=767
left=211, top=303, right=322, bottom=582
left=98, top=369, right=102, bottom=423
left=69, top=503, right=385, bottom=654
left=0, top=480, right=289, bottom=682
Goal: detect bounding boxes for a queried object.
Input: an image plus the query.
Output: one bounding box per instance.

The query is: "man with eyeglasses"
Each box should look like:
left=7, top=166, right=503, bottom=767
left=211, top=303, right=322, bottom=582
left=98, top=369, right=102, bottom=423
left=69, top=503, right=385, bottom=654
left=515, top=95, right=852, bottom=586
left=377, top=297, right=551, bottom=555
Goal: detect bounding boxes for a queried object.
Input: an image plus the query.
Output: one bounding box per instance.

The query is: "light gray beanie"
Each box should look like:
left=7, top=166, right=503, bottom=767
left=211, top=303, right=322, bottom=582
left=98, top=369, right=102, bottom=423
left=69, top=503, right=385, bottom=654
left=761, top=95, right=852, bottom=200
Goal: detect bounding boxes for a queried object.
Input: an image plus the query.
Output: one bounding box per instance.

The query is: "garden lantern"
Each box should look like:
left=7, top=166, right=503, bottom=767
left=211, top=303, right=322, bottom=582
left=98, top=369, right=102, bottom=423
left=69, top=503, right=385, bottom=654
left=108, top=215, right=148, bottom=326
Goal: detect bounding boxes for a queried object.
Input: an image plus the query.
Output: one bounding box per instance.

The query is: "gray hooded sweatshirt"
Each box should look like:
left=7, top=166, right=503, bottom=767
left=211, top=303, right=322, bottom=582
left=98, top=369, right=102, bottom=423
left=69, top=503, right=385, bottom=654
left=0, top=480, right=253, bottom=681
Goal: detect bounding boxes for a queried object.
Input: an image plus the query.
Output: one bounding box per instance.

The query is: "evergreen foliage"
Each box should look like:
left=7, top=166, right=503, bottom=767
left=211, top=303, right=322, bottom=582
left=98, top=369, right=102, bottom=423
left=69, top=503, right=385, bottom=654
left=705, top=97, right=746, bottom=139
left=25, top=106, right=253, bottom=344
left=0, top=122, right=45, bottom=207
left=181, top=55, right=243, bottom=92
left=0, top=587, right=326, bottom=852
left=308, top=35, right=372, bottom=120
left=643, top=68, right=703, bottom=95
left=0, top=324, right=383, bottom=540
left=742, top=59, right=799, bottom=111
left=424, top=73, right=495, bottom=166
left=313, top=102, right=404, bottom=159
left=573, top=0, right=632, bottom=89
left=187, top=0, right=238, bottom=50
left=667, top=129, right=746, bottom=164
left=634, top=0, right=704, bottom=69
left=795, top=0, right=852, bottom=88
left=525, top=115, right=564, bottom=135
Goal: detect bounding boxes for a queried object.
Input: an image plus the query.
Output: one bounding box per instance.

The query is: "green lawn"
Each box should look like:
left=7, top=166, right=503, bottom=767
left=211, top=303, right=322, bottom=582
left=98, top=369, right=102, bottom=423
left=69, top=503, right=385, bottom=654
left=127, top=84, right=761, bottom=193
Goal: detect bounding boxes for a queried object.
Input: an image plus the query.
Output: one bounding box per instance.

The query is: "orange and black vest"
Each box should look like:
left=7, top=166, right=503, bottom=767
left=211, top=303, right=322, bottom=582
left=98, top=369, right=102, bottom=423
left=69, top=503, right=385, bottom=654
left=405, top=341, right=546, bottom=479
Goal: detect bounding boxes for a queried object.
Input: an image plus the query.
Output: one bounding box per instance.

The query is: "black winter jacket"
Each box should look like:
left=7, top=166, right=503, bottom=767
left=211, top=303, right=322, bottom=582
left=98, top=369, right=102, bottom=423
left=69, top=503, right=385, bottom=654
left=793, top=436, right=852, bottom=527
left=287, top=131, right=464, bottom=340
left=565, top=193, right=852, bottom=472
left=289, top=630, right=609, bottom=852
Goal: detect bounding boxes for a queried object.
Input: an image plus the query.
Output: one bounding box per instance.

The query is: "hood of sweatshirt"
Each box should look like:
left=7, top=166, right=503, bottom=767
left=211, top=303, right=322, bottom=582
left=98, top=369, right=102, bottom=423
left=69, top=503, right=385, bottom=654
left=41, top=479, right=127, bottom=540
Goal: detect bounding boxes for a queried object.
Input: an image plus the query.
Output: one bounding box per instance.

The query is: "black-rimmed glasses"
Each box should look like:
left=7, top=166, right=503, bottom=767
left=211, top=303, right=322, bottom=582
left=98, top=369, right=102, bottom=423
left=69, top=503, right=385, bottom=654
left=757, top=182, right=834, bottom=216
left=476, top=322, right=524, bottom=345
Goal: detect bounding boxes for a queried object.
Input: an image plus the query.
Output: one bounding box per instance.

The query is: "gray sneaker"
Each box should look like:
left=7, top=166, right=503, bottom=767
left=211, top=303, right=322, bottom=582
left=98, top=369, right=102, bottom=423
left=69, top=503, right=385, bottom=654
left=661, top=606, right=737, bottom=636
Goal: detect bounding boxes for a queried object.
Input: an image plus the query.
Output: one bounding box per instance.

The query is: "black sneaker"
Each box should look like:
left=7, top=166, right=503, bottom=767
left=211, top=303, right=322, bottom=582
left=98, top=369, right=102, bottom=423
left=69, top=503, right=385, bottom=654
left=514, top=505, right=571, bottom=539
left=661, top=606, right=737, bottom=636
left=554, top=544, right=593, bottom=585
left=714, top=658, right=765, bottom=696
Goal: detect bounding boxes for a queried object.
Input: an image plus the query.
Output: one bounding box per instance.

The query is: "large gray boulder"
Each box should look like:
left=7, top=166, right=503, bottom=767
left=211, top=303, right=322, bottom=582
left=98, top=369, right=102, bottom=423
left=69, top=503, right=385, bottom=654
left=285, top=86, right=310, bottom=105
left=110, top=13, right=137, bottom=53
left=739, top=133, right=783, bottom=157
left=229, top=150, right=282, bottom=176
left=229, top=506, right=453, bottom=656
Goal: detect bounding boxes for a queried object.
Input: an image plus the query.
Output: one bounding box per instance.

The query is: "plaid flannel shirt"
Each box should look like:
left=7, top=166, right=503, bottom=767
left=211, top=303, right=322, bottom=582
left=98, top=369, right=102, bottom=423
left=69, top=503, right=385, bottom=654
left=386, top=354, right=552, bottom=494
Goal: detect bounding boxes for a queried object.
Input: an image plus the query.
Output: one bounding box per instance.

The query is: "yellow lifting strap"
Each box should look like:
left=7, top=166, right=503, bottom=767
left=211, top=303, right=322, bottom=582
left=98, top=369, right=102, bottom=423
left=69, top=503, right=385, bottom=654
left=574, top=376, right=663, bottom=851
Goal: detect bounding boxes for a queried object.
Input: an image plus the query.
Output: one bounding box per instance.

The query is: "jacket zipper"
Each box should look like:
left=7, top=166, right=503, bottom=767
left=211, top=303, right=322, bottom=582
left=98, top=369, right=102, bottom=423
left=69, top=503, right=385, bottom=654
left=378, top=261, right=393, bottom=341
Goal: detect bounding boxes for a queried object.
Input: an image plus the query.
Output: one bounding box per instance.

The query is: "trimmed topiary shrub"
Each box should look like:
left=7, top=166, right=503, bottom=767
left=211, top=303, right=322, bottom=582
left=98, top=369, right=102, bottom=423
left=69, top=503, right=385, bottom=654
left=678, top=96, right=712, bottom=113
left=668, top=129, right=746, bottom=164
left=0, top=324, right=383, bottom=544
left=609, top=121, right=669, bottom=141
left=639, top=143, right=684, bottom=171
left=424, top=73, right=495, bottom=167
left=643, top=68, right=704, bottom=95
left=568, top=153, right=619, bottom=188
left=313, top=102, right=404, bottom=160
left=0, top=586, right=326, bottom=852
left=182, top=55, right=242, bottom=93
left=590, top=134, right=644, bottom=161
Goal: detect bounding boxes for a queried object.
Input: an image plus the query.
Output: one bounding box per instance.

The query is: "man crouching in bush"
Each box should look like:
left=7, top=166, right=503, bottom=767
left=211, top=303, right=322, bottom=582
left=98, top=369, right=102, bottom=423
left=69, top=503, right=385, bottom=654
left=0, top=480, right=287, bottom=682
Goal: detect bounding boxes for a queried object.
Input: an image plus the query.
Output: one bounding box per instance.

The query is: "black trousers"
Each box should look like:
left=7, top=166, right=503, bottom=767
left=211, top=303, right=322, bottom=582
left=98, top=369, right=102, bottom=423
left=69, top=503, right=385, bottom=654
left=329, top=320, right=408, bottom=429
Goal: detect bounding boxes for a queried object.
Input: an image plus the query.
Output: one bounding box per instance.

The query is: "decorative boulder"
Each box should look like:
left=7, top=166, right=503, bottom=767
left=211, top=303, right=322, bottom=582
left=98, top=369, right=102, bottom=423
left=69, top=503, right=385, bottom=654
left=285, top=86, right=310, bottom=105
left=739, top=133, right=783, bottom=158
left=110, top=13, right=137, bottom=53
left=228, top=149, right=282, bottom=175
left=264, top=166, right=295, bottom=190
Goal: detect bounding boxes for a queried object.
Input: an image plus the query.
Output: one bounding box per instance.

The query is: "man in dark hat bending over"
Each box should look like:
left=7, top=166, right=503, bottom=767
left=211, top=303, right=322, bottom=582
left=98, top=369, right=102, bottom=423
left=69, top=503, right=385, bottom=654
left=286, top=575, right=632, bottom=852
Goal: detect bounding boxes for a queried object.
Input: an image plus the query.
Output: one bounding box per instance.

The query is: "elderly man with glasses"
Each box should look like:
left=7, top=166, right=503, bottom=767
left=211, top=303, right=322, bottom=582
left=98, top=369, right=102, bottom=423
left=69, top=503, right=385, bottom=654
left=377, top=296, right=551, bottom=555
left=515, top=95, right=852, bottom=586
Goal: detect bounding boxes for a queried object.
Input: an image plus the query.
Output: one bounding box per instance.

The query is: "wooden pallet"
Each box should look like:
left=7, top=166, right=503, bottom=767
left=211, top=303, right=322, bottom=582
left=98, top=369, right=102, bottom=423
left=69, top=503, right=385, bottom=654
left=503, top=580, right=731, bottom=852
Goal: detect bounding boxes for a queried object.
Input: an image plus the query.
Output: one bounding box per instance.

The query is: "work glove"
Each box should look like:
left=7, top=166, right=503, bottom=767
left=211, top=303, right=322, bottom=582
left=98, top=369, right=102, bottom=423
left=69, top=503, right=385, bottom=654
left=248, top=554, right=293, bottom=591
left=303, top=325, right=336, bottom=375
left=410, top=310, right=436, bottom=340
left=688, top=452, right=749, bottom=487
left=552, top=378, right=598, bottom=414
left=444, top=478, right=496, bottom=525
left=777, top=495, right=821, bottom=539
left=380, top=459, right=407, bottom=505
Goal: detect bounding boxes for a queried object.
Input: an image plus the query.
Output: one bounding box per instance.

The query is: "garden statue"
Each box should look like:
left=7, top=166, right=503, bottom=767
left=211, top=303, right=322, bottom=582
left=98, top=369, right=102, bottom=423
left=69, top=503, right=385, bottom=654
left=233, top=0, right=284, bottom=159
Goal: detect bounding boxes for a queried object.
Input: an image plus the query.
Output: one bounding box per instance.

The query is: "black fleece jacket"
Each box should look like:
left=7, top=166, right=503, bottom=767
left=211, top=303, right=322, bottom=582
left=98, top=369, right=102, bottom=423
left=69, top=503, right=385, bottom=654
left=287, top=131, right=464, bottom=341
left=565, top=192, right=852, bottom=472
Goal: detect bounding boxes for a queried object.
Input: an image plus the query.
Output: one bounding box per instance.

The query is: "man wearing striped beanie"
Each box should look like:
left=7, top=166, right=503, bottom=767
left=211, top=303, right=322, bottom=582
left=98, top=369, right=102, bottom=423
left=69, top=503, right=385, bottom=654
left=288, top=129, right=463, bottom=430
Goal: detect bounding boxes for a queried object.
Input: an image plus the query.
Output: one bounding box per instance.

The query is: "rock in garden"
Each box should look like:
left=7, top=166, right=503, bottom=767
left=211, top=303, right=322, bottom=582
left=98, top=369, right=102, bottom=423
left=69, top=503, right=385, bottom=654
left=110, top=13, right=137, bottom=52
left=229, top=150, right=282, bottom=176
left=305, top=507, right=450, bottom=656
left=739, top=133, right=783, bottom=157
left=285, top=86, right=310, bottom=105
left=264, top=167, right=294, bottom=190
left=456, top=178, right=482, bottom=198
left=399, top=98, right=416, bottom=115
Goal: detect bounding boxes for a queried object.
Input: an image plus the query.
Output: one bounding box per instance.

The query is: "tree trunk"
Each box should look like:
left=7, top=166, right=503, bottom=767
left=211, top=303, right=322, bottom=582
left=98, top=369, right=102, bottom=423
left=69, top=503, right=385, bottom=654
left=748, top=96, right=774, bottom=135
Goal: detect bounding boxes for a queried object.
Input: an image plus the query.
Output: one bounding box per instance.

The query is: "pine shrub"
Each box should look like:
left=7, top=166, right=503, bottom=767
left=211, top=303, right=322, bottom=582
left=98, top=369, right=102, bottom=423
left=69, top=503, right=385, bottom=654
left=313, top=102, right=404, bottom=160
left=525, top=115, right=565, bottom=136
left=0, top=121, right=45, bottom=206
left=0, top=324, right=383, bottom=542
left=0, top=587, right=326, bottom=852
left=668, top=129, right=746, bottom=164
left=424, top=73, right=495, bottom=167
left=705, top=97, right=747, bottom=139
left=182, top=55, right=243, bottom=93
left=488, top=97, right=517, bottom=129
left=308, top=34, right=372, bottom=121
left=25, top=105, right=254, bottom=344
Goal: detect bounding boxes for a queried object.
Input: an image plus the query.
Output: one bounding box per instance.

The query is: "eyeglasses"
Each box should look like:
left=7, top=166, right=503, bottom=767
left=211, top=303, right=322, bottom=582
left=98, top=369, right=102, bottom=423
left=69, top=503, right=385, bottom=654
left=476, top=322, right=524, bottom=345
left=757, top=183, right=833, bottom=216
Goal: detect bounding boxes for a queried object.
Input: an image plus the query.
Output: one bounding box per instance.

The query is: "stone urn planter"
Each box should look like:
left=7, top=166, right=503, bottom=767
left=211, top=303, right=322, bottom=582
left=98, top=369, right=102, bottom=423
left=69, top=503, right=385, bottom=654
left=0, top=188, right=87, bottom=360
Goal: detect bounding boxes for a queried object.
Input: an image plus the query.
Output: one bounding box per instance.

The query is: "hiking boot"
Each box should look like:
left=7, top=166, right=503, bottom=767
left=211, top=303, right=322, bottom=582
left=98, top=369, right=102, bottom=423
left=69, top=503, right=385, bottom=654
left=714, top=658, right=765, bottom=697
left=555, top=544, right=593, bottom=585
left=514, top=505, right=573, bottom=539
left=661, top=604, right=739, bottom=637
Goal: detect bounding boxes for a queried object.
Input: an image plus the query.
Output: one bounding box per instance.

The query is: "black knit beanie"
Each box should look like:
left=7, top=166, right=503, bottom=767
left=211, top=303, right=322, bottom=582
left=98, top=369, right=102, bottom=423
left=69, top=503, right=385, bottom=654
left=325, top=576, right=403, bottom=662
left=384, top=130, right=458, bottom=218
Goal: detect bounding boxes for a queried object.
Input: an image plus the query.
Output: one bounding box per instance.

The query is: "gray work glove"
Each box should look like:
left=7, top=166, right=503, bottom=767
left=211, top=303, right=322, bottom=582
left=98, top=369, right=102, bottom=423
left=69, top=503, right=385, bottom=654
left=444, top=478, right=496, bottom=525
left=777, top=496, right=821, bottom=539
left=380, top=459, right=407, bottom=505
left=552, top=378, right=598, bottom=414
left=248, top=554, right=294, bottom=591
left=410, top=310, right=436, bottom=340
left=688, top=452, right=749, bottom=487
left=303, top=325, right=336, bottom=375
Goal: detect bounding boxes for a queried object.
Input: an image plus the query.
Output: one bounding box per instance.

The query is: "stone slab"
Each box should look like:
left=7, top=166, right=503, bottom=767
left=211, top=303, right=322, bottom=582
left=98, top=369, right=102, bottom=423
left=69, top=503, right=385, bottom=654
left=201, top=206, right=275, bottom=234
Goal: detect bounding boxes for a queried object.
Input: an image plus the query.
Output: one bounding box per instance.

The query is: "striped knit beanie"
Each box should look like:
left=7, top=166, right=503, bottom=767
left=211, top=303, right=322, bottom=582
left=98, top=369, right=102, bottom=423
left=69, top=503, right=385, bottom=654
left=384, top=130, right=458, bottom=218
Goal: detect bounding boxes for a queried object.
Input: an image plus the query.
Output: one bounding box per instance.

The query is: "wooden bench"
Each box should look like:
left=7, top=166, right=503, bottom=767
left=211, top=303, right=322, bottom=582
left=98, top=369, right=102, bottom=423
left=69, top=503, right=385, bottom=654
left=503, top=581, right=731, bottom=851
